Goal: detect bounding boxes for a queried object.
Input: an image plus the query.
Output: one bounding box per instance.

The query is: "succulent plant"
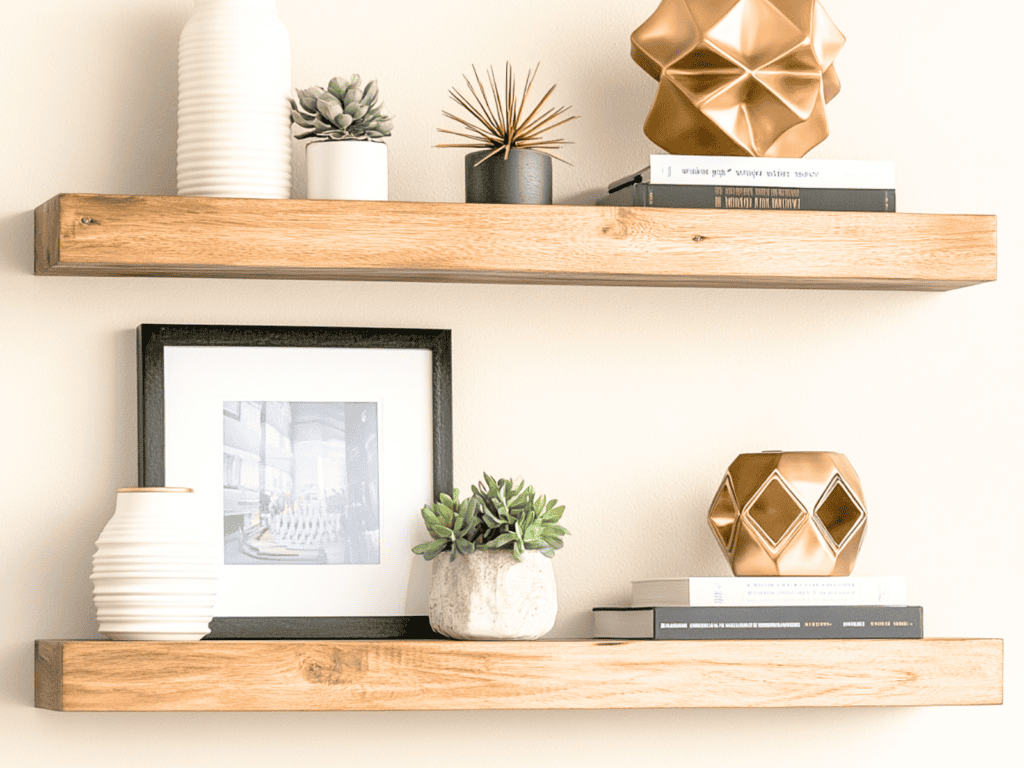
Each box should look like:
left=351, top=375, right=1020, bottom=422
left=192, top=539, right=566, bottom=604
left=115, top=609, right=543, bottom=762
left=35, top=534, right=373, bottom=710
left=412, top=488, right=482, bottom=562
left=436, top=63, right=578, bottom=165
left=412, top=474, right=568, bottom=562
left=290, top=75, right=394, bottom=141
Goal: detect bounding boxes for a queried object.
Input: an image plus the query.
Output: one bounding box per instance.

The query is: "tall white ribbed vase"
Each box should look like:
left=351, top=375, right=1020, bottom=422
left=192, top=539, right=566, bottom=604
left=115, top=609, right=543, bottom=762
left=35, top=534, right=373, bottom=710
left=91, top=488, right=219, bottom=641
left=177, top=0, right=292, bottom=198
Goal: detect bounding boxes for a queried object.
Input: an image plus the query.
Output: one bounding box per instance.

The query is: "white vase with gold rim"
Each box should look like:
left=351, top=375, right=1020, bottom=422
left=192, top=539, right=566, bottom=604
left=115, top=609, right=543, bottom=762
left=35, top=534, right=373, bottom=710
left=91, top=488, right=219, bottom=640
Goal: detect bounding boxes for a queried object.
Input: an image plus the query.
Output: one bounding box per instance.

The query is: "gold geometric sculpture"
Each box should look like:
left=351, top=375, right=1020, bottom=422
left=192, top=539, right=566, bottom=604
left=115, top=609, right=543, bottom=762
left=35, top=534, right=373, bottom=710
left=708, top=451, right=866, bottom=576
left=631, top=0, right=845, bottom=157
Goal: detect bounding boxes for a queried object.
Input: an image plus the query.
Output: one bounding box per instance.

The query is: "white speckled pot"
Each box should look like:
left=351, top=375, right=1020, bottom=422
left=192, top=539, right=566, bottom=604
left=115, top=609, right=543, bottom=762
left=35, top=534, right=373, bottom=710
left=428, top=549, right=557, bottom=640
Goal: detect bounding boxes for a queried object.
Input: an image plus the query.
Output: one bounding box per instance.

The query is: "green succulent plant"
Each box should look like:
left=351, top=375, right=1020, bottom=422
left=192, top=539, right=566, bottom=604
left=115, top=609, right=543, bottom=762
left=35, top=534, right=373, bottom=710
left=412, top=474, right=568, bottom=562
left=290, top=74, right=394, bottom=141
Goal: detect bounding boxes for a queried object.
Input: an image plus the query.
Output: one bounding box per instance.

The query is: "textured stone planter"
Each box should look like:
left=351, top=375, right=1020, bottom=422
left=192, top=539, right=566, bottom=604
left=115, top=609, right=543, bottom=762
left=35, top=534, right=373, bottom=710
left=428, top=550, right=557, bottom=640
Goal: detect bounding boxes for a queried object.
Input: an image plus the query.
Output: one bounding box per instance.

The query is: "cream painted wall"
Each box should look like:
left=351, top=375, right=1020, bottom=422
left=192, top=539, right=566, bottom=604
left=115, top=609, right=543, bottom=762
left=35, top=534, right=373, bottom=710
left=1, top=0, right=1017, bottom=764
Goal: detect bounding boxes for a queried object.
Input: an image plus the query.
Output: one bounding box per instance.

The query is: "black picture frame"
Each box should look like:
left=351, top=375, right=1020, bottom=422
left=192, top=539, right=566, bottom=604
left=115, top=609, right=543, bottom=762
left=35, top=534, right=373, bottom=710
left=137, top=324, right=452, bottom=639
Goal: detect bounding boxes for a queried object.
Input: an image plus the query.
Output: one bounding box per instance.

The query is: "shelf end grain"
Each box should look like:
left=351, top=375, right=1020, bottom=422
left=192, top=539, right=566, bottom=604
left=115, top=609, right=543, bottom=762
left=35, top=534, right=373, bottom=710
left=34, top=640, right=64, bottom=711
left=33, top=195, right=64, bottom=276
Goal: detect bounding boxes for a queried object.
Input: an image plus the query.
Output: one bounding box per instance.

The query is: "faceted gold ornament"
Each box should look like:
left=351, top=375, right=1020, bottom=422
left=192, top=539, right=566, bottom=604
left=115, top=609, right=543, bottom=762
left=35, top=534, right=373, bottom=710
left=631, top=0, right=845, bottom=157
left=708, top=451, right=866, bottom=576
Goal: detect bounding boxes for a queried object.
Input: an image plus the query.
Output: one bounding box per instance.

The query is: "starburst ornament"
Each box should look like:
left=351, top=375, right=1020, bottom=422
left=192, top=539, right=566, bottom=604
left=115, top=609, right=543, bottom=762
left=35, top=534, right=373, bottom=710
left=631, top=0, right=845, bottom=157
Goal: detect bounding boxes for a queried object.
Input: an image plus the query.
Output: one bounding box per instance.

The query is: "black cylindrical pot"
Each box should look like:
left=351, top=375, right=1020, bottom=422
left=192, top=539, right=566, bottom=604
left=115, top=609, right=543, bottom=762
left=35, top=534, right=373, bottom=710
left=465, top=148, right=552, bottom=204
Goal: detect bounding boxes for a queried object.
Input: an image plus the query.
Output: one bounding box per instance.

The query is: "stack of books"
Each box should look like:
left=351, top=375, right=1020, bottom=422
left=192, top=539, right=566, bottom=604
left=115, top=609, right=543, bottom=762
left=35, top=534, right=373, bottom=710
left=597, top=155, right=896, bottom=213
left=593, top=576, right=922, bottom=640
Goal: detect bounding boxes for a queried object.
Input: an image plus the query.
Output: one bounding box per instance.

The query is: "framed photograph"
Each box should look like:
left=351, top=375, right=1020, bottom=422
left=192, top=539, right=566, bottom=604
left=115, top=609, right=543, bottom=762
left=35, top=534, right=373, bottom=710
left=137, top=324, right=452, bottom=639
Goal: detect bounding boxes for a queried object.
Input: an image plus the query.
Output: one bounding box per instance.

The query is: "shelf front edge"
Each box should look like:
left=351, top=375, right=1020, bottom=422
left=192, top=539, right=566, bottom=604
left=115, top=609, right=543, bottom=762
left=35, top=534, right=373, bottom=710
left=34, top=194, right=997, bottom=291
left=35, top=638, right=1003, bottom=711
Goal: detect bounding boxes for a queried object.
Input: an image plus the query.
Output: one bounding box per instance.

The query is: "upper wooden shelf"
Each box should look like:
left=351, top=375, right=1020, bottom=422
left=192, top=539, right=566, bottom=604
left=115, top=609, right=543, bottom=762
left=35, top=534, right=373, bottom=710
left=35, top=638, right=1002, bottom=711
left=34, top=194, right=996, bottom=291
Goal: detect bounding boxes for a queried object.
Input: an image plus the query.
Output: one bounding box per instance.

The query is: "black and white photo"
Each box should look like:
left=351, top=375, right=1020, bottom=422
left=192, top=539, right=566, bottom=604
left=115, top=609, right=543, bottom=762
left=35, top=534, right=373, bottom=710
left=223, top=401, right=380, bottom=566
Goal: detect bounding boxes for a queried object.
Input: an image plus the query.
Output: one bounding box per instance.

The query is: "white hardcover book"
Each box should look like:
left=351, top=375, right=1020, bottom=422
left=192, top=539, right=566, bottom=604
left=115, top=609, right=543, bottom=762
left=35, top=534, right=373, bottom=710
left=649, top=155, right=896, bottom=190
left=631, top=576, right=907, bottom=607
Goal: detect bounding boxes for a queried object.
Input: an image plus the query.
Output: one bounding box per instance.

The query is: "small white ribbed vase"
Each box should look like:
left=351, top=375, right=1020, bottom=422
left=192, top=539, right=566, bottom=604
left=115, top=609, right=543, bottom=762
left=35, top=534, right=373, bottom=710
left=91, top=488, right=218, bottom=641
left=177, top=0, right=292, bottom=198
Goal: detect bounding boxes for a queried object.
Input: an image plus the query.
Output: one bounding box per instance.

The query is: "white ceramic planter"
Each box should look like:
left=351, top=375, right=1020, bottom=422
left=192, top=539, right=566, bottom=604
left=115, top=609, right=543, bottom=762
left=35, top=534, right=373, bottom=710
left=428, top=550, right=557, bottom=640
left=177, top=0, right=292, bottom=198
left=305, top=140, right=388, bottom=201
left=91, top=488, right=219, bottom=641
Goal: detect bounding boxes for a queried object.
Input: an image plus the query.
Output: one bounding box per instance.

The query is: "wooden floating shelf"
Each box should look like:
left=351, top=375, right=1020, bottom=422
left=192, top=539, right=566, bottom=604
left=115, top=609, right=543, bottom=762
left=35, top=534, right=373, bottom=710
left=35, top=638, right=1002, bottom=711
left=34, top=194, right=996, bottom=291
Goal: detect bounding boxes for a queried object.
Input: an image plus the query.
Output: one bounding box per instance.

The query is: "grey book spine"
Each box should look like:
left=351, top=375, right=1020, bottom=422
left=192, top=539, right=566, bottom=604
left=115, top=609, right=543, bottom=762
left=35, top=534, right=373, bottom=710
left=597, top=182, right=895, bottom=212
left=593, top=605, right=924, bottom=640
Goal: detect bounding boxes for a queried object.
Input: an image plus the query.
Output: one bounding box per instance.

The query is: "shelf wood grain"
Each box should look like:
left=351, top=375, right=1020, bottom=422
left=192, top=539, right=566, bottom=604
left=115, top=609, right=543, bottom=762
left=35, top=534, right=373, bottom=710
left=34, top=194, right=996, bottom=290
left=35, top=638, right=1003, bottom=711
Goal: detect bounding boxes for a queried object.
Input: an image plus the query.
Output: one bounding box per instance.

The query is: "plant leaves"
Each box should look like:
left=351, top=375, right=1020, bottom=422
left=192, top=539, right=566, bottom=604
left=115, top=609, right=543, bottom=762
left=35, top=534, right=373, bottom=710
left=363, top=79, right=379, bottom=104
left=542, top=506, right=565, bottom=524
left=297, top=86, right=325, bottom=112
left=486, top=532, right=519, bottom=549
left=344, top=101, right=369, bottom=121
left=291, top=111, right=317, bottom=129
left=316, top=97, right=344, bottom=124
left=509, top=488, right=532, bottom=509
left=414, top=538, right=450, bottom=561
left=427, top=523, right=451, bottom=539
left=327, top=77, right=349, bottom=100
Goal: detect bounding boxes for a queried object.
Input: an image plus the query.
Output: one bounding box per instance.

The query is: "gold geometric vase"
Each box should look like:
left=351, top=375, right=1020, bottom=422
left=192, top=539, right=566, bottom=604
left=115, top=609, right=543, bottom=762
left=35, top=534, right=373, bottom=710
left=631, top=0, right=846, bottom=157
left=708, top=451, right=866, bottom=576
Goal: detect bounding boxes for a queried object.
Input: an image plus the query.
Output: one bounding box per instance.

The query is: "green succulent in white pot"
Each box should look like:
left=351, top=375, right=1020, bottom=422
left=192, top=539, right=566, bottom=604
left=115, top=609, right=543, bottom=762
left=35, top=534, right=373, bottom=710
left=290, top=75, right=393, bottom=200
left=413, top=474, right=568, bottom=640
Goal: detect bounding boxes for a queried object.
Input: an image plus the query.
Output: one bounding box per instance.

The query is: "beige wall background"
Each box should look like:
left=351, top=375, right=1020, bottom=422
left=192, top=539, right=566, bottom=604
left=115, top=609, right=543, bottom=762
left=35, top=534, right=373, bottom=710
left=1, top=0, right=1017, bottom=763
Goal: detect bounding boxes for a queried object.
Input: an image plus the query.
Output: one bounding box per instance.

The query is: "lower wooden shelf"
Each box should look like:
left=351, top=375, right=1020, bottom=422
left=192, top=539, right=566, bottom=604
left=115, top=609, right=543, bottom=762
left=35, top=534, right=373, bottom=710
left=35, top=638, right=1002, bottom=711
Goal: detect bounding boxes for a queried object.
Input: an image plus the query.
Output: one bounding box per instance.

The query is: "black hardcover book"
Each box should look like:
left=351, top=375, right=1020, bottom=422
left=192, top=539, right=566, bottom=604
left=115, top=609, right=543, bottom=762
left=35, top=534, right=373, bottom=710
left=597, top=182, right=896, bottom=213
left=593, top=605, right=923, bottom=640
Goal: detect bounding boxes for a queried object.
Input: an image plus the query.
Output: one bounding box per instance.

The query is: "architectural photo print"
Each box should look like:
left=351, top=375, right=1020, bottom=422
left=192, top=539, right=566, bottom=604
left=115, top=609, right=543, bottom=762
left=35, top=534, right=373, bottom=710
left=222, top=401, right=380, bottom=565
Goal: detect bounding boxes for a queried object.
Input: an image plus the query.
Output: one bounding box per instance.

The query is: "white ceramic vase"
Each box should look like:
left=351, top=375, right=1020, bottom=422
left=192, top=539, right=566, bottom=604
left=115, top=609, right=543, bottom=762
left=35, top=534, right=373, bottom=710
left=305, top=140, right=388, bottom=200
left=177, top=0, right=292, bottom=198
left=428, top=550, right=557, bottom=640
left=91, top=488, right=219, bottom=641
